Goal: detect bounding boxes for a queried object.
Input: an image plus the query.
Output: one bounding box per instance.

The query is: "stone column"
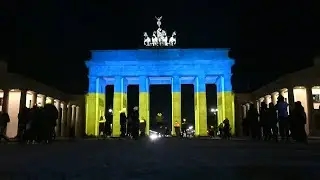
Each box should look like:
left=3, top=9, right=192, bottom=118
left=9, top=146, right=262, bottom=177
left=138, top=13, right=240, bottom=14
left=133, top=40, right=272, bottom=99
left=85, top=76, right=106, bottom=136
left=2, top=89, right=9, bottom=113
left=306, top=86, right=314, bottom=135
left=217, top=74, right=235, bottom=134
left=171, top=76, right=181, bottom=136
left=216, top=76, right=225, bottom=126
left=41, top=95, right=46, bottom=107
left=54, top=100, right=61, bottom=136
left=32, top=92, right=37, bottom=107
left=271, top=92, right=278, bottom=105
left=66, top=103, right=72, bottom=136
left=61, top=103, right=67, bottom=137
left=75, top=106, right=80, bottom=137
left=112, top=76, right=127, bottom=137
left=264, top=95, right=271, bottom=107
left=19, top=90, right=27, bottom=111
left=287, top=87, right=295, bottom=113
left=139, top=76, right=149, bottom=135
left=255, top=100, right=260, bottom=112
left=194, top=76, right=207, bottom=136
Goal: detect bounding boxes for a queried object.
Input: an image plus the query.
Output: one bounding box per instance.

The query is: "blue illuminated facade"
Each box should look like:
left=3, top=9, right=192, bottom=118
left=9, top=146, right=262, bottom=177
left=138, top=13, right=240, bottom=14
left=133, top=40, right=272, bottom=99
left=85, top=48, right=235, bottom=136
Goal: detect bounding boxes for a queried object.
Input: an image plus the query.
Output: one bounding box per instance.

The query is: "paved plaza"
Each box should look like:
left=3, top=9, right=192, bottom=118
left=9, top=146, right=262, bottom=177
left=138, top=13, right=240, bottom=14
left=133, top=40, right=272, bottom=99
left=1, top=138, right=320, bottom=179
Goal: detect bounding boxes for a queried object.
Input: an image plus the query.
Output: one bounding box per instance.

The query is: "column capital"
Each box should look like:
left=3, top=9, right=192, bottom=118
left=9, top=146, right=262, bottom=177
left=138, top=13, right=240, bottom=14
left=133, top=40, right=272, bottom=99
left=139, top=76, right=149, bottom=93
left=194, top=76, right=206, bottom=93
left=172, top=76, right=181, bottom=92
left=88, top=75, right=97, bottom=81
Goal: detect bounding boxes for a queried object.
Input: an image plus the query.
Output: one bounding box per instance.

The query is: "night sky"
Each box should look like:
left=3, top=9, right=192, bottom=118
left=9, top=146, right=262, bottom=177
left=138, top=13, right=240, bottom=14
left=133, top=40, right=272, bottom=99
left=1, top=1, right=318, bottom=123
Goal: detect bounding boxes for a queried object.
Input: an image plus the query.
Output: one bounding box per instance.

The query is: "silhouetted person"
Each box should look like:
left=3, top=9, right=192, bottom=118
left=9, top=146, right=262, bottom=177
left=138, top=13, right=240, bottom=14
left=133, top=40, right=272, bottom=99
left=43, top=104, right=58, bottom=143
left=0, top=112, right=10, bottom=143
left=208, top=125, right=215, bottom=138
left=218, top=122, right=224, bottom=137
left=120, top=111, right=127, bottom=138
left=174, top=121, right=181, bottom=137
left=164, top=126, right=170, bottom=136
left=18, top=107, right=29, bottom=142
left=223, top=118, right=231, bottom=139
left=181, top=119, right=187, bottom=137
left=131, top=107, right=140, bottom=140
left=291, top=101, right=307, bottom=143
left=247, top=103, right=260, bottom=140
left=260, top=102, right=270, bottom=140
left=242, top=117, right=250, bottom=136
left=139, top=119, right=146, bottom=137
left=99, top=116, right=106, bottom=138
left=276, top=95, right=289, bottom=141
left=25, top=106, right=37, bottom=144
left=104, top=113, right=112, bottom=137
left=267, top=103, right=279, bottom=141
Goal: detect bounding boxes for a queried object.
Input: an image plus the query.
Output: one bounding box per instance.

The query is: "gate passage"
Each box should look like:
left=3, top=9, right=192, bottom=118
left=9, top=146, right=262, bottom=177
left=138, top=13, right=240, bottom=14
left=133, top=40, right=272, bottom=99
left=85, top=49, right=235, bottom=137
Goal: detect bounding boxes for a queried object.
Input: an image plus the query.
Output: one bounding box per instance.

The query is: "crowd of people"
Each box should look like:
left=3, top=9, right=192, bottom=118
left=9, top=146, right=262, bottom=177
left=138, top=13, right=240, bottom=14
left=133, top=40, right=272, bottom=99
left=242, top=95, right=308, bottom=143
left=99, top=106, right=146, bottom=140
left=0, top=104, right=58, bottom=144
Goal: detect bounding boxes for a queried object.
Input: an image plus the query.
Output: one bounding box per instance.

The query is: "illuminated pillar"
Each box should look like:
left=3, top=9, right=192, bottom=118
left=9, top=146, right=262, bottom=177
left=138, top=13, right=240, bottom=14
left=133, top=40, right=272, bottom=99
left=85, top=76, right=105, bottom=136
left=271, top=92, right=279, bottom=105
left=288, top=87, right=295, bottom=112
left=19, top=90, right=27, bottom=111
left=139, top=76, right=149, bottom=135
left=242, top=105, right=247, bottom=119
left=32, top=92, right=37, bottom=107
left=112, top=76, right=127, bottom=137
left=66, top=104, right=72, bottom=136
left=171, top=76, right=181, bottom=136
left=2, top=89, right=9, bottom=113
left=264, top=95, right=271, bottom=107
left=71, top=105, right=76, bottom=130
left=6, top=89, right=26, bottom=138
left=306, top=87, right=314, bottom=135
left=217, top=74, right=235, bottom=134
left=194, top=76, right=207, bottom=136
left=46, top=97, right=54, bottom=104
left=61, top=103, right=67, bottom=137
left=54, top=100, right=61, bottom=136
left=36, top=94, right=45, bottom=107
left=255, top=100, right=260, bottom=113
left=75, top=106, right=80, bottom=137
left=306, top=87, right=313, bottom=135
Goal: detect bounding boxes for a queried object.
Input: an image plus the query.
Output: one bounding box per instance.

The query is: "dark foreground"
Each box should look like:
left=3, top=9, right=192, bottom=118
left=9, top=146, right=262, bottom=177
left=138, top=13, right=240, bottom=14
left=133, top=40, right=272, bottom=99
left=1, top=138, right=320, bottom=180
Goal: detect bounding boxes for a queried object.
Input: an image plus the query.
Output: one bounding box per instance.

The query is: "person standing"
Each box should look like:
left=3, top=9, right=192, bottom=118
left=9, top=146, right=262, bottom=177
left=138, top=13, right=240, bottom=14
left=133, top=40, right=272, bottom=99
left=131, top=107, right=140, bottom=140
left=120, top=109, right=127, bottom=138
left=267, top=103, right=279, bottom=142
left=259, top=102, right=269, bottom=140
left=174, top=121, right=181, bottom=137
left=291, top=101, right=307, bottom=143
left=247, top=103, right=260, bottom=140
left=276, top=95, right=290, bottom=141
left=139, top=118, right=146, bottom=137
left=0, top=112, right=10, bottom=143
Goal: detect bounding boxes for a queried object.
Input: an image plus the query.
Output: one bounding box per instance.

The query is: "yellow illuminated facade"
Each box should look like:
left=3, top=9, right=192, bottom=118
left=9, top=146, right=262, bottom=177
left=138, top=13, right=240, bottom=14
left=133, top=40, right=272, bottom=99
left=85, top=49, right=236, bottom=137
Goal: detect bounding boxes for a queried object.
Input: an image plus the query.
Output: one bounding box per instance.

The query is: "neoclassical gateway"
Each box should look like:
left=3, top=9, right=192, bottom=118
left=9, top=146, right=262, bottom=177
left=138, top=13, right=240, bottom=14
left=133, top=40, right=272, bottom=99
left=85, top=49, right=235, bottom=136
left=85, top=17, right=235, bottom=136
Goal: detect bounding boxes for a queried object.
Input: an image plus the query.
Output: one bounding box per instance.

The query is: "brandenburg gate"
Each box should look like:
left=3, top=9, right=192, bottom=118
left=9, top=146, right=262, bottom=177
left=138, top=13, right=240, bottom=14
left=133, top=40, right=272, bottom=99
left=85, top=17, right=235, bottom=137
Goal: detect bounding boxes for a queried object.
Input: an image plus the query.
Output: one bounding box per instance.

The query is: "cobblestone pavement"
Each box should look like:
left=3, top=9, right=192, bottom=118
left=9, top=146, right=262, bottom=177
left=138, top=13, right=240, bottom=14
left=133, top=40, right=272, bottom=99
left=1, top=138, right=320, bottom=180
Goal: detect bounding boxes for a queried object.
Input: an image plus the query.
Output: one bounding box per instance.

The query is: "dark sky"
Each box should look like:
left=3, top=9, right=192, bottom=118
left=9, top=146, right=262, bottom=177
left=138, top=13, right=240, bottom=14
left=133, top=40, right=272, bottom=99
left=1, top=1, right=319, bottom=123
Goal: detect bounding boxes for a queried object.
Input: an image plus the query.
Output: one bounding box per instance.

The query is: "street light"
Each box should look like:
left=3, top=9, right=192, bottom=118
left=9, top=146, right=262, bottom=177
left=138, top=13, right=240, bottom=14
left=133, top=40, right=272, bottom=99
left=108, top=108, right=113, bottom=113
left=210, top=108, right=218, bottom=113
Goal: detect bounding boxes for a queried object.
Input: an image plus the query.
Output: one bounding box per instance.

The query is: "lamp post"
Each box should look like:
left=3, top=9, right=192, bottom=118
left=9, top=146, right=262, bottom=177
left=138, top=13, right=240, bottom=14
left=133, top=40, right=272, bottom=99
left=210, top=108, right=218, bottom=115
left=209, top=108, right=218, bottom=128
